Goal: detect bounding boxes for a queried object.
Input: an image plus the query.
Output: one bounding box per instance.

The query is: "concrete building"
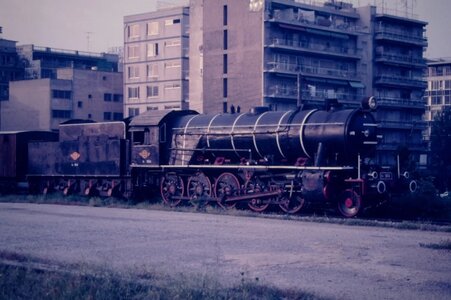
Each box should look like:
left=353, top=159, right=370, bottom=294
left=17, top=44, right=118, bottom=80
left=1, top=68, right=123, bottom=131
left=188, top=0, right=428, bottom=166
left=0, top=38, right=23, bottom=101
left=123, top=6, right=190, bottom=117
left=424, top=58, right=451, bottom=143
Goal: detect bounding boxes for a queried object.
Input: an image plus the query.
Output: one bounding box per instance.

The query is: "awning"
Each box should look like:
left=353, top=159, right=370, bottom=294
left=349, top=81, right=365, bottom=88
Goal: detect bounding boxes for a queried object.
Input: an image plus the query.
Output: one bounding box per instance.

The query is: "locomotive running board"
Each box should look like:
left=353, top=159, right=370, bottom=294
left=157, top=164, right=354, bottom=171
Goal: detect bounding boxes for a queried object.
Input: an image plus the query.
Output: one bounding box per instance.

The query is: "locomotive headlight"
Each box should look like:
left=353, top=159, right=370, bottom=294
left=361, top=96, right=377, bottom=111
left=368, top=96, right=377, bottom=110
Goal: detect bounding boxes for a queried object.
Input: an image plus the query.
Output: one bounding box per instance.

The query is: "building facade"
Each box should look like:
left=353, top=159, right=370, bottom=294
left=0, top=38, right=23, bottom=101
left=17, top=44, right=118, bottom=80
left=188, top=0, right=428, bottom=167
left=1, top=68, right=123, bottom=131
left=123, top=6, right=190, bottom=117
left=424, top=58, right=451, bottom=144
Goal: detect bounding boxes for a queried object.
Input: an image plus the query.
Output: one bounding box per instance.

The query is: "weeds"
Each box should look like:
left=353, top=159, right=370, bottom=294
left=419, top=239, right=451, bottom=251
left=0, top=251, right=323, bottom=300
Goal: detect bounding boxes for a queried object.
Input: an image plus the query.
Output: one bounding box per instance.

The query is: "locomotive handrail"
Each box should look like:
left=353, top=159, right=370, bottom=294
left=158, top=164, right=355, bottom=171
left=172, top=122, right=347, bottom=131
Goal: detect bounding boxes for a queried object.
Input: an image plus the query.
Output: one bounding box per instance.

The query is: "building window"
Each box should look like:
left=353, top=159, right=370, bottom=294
left=223, top=30, right=228, bottom=50
left=128, top=107, right=139, bottom=117
left=128, top=24, right=140, bottom=38
left=147, top=85, right=159, bottom=97
left=52, top=90, right=71, bottom=99
left=165, top=19, right=180, bottom=26
left=223, top=54, right=228, bottom=74
left=113, top=94, right=123, bottom=102
left=223, top=101, right=227, bottom=113
left=128, top=87, right=140, bottom=99
left=223, top=5, right=228, bottom=26
left=165, top=61, right=181, bottom=69
left=104, top=112, right=112, bottom=120
left=165, top=83, right=181, bottom=89
left=147, top=21, right=159, bottom=36
left=147, top=43, right=159, bottom=57
left=223, top=78, right=228, bottom=98
left=147, top=64, right=159, bottom=79
left=77, top=101, right=83, bottom=108
left=52, top=110, right=72, bottom=119
left=128, top=65, right=140, bottom=78
left=128, top=45, right=140, bottom=59
left=165, top=39, right=181, bottom=47
left=113, top=112, right=123, bottom=120
left=147, top=106, right=158, bottom=111
left=104, top=93, right=112, bottom=101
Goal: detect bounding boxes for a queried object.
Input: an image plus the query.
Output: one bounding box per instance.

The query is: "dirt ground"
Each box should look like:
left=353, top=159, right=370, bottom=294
left=0, top=202, right=450, bottom=299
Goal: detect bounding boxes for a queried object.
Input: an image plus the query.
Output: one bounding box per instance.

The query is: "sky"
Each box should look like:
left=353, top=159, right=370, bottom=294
left=0, top=0, right=450, bottom=59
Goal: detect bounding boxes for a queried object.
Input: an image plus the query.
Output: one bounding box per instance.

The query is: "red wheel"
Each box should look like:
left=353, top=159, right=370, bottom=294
left=337, top=189, right=361, bottom=218
left=187, top=172, right=212, bottom=206
left=278, top=195, right=305, bottom=214
left=245, top=177, right=270, bottom=212
left=160, top=174, right=184, bottom=207
left=214, top=172, right=240, bottom=209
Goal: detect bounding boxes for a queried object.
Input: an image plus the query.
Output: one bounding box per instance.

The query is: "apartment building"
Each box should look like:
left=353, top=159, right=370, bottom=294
left=424, top=58, right=451, bottom=142
left=123, top=6, right=190, bottom=117
left=17, top=44, right=118, bottom=80
left=189, top=0, right=428, bottom=166
left=0, top=38, right=23, bottom=101
left=1, top=68, right=123, bottom=131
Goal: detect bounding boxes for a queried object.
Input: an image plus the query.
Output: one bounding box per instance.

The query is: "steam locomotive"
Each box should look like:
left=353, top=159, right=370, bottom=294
left=0, top=97, right=417, bottom=217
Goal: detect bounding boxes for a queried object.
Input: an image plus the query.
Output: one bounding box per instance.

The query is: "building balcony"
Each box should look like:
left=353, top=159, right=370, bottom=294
left=374, top=29, right=427, bottom=47
left=266, top=61, right=360, bottom=82
left=268, top=13, right=361, bottom=37
left=377, top=97, right=425, bottom=110
left=266, top=38, right=360, bottom=60
left=379, top=119, right=426, bottom=130
left=265, top=85, right=361, bottom=103
left=375, top=54, right=426, bottom=68
left=374, top=75, right=427, bottom=89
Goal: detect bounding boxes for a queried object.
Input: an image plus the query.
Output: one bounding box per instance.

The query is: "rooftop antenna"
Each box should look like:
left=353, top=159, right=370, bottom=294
left=86, top=31, right=93, bottom=51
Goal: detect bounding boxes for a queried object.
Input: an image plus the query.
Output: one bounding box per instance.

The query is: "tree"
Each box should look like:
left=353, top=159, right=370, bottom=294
left=430, top=107, right=451, bottom=191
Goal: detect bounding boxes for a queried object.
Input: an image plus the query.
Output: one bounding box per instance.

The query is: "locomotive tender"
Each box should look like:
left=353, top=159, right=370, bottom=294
left=3, top=97, right=416, bottom=217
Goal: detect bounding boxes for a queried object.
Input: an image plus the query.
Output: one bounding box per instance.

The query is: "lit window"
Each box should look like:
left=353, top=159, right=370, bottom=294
left=147, top=21, right=159, bottom=36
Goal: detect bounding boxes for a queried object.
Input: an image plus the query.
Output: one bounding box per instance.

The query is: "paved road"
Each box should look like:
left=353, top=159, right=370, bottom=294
left=0, top=202, right=450, bottom=299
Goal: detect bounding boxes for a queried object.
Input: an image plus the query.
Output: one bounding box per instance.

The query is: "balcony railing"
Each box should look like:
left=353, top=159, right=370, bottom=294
left=266, top=61, right=359, bottom=80
left=265, top=85, right=361, bottom=102
left=267, top=38, right=359, bottom=58
left=268, top=11, right=361, bottom=35
left=374, top=75, right=427, bottom=88
left=377, top=97, right=425, bottom=109
left=374, top=28, right=427, bottom=46
left=375, top=53, right=426, bottom=66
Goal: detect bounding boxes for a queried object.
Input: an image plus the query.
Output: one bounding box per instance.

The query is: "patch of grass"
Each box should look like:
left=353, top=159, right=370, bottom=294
left=0, top=252, right=323, bottom=300
left=419, top=239, right=451, bottom=251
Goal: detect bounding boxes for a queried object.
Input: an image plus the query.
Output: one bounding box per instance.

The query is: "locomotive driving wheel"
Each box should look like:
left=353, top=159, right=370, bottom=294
left=187, top=172, right=212, bottom=207
left=245, top=176, right=271, bottom=212
left=214, top=172, right=240, bottom=209
left=337, top=189, right=361, bottom=218
left=278, top=194, right=305, bottom=214
left=160, top=174, right=184, bottom=207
